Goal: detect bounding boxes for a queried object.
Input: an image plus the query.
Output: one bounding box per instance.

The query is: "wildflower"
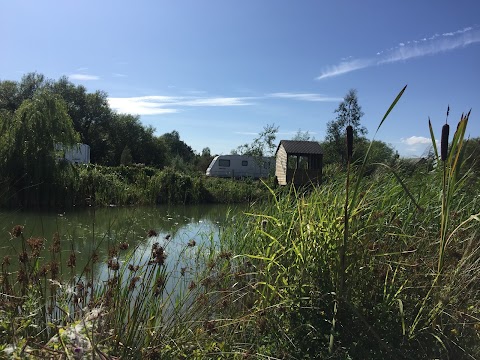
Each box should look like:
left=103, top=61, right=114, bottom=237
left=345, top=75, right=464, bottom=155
left=164, top=234, right=171, bottom=240
left=187, top=239, right=196, bottom=247
left=180, top=267, right=186, bottom=276
left=119, top=242, right=129, bottom=250
left=11, top=225, right=23, bottom=238
left=188, top=281, right=196, bottom=291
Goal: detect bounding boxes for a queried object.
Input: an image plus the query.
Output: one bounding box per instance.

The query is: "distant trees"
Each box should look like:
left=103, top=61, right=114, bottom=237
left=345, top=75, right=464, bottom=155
left=235, top=123, right=279, bottom=157
left=0, top=73, right=206, bottom=170
left=323, top=89, right=367, bottom=165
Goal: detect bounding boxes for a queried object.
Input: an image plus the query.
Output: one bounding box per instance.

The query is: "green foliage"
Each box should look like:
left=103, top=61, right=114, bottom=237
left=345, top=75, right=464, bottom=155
left=235, top=123, right=279, bottom=157
left=324, top=89, right=367, bottom=165
left=120, top=145, right=133, bottom=166
left=0, top=90, right=79, bottom=207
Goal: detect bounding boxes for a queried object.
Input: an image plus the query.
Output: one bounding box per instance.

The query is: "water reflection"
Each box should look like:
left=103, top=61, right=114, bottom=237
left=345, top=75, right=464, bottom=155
left=0, top=204, right=245, bottom=276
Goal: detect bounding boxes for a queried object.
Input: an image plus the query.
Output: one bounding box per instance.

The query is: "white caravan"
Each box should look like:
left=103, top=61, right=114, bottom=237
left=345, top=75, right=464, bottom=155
left=206, top=155, right=273, bottom=179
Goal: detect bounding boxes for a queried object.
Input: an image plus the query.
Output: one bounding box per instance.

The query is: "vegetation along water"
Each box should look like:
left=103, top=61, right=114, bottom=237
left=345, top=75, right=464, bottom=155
left=1, top=77, right=479, bottom=358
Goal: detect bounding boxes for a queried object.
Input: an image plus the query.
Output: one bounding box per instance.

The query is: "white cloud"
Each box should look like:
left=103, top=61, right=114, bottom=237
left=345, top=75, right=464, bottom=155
left=69, top=74, right=100, bottom=81
left=108, top=95, right=252, bottom=115
left=112, top=73, right=127, bottom=78
left=401, top=136, right=432, bottom=146
left=108, top=97, right=178, bottom=115
left=317, top=25, right=480, bottom=79
left=317, top=59, right=374, bottom=80
left=177, top=97, right=253, bottom=106
left=108, top=90, right=342, bottom=116
left=268, top=92, right=342, bottom=102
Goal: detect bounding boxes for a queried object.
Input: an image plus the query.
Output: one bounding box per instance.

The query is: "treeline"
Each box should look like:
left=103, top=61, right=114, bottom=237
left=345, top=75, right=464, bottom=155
left=0, top=72, right=213, bottom=169
left=0, top=73, right=217, bottom=208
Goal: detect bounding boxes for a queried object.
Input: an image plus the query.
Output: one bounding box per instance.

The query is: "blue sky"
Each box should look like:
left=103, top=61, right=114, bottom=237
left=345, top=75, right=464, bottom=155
left=2, top=1, right=479, bottom=157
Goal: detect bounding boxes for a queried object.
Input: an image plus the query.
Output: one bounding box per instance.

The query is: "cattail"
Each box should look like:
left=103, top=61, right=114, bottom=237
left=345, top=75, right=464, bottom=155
left=441, top=123, right=450, bottom=161
left=346, top=125, right=353, bottom=161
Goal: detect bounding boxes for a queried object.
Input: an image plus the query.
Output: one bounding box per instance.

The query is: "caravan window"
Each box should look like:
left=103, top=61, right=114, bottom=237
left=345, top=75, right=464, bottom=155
left=219, top=159, right=230, bottom=167
left=242, top=160, right=248, bottom=166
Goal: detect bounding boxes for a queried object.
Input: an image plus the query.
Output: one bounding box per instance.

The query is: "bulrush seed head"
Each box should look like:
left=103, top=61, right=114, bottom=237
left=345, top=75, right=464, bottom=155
left=346, top=125, right=353, bottom=161
left=441, top=123, right=450, bottom=161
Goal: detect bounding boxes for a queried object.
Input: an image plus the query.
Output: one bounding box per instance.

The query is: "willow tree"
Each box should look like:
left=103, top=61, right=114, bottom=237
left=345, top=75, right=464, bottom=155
left=1, top=90, right=79, bottom=207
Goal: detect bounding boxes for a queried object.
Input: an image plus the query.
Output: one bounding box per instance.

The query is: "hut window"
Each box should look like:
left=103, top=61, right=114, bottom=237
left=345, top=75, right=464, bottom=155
left=242, top=160, right=248, bottom=166
left=219, top=159, right=230, bottom=167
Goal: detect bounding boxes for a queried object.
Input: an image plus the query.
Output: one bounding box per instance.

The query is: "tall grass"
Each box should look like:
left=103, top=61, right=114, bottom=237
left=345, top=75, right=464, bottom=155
left=1, top=96, right=479, bottom=358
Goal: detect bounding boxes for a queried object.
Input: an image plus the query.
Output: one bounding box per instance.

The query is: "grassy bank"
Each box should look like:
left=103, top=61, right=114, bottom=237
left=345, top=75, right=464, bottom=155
left=1, top=102, right=479, bottom=358
left=1, top=160, right=478, bottom=358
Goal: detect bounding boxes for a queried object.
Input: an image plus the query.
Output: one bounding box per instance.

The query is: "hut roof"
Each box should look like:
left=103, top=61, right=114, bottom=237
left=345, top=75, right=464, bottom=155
left=276, top=140, right=323, bottom=155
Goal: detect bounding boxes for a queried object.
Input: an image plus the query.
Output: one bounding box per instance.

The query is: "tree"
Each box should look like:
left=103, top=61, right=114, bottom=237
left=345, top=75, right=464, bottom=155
left=324, top=89, right=366, bottom=164
left=235, top=123, right=279, bottom=157
left=291, top=129, right=315, bottom=141
left=1, top=90, right=79, bottom=206
left=120, top=146, right=133, bottom=165
left=160, top=130, right=195, bottom=165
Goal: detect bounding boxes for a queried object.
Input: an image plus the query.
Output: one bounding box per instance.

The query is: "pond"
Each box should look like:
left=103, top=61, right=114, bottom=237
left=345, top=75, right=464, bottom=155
left=0, top=204, right=246, bottom=280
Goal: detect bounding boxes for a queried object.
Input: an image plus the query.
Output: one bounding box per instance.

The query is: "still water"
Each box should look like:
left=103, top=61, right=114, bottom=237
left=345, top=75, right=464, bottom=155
left=0, top=204, right=245, bottom=276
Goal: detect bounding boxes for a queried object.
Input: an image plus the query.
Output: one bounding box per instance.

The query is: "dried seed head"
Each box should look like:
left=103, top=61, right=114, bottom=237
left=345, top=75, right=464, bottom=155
left=11, top=225, right=23, bottom=238
left=67, top=251, right=76, bottom=268
left=147, top=229, right=158, bottom=238
left=346, top=125, right=353, bottom=161
left=51, top=232, right=61, bottom=253
left=441, top=123, right=450, bottom=161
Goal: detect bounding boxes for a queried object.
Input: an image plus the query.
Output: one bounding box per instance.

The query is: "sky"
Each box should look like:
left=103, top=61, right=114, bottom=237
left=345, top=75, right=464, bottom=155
left=1, top=0, right=479, bottom=157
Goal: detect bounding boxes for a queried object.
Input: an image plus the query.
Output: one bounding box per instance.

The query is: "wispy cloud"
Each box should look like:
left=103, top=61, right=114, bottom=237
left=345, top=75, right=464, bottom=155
left=112, top=73, right=127, bottom=78
left=317, top=26, right=480, bottom=80
left=268, top=92, right=342, bottom=102
left=108, top=95, right=253, bottom=115
left=69, top=74, right=100, bottom=81
left=109, top=90, right=342, bottom=116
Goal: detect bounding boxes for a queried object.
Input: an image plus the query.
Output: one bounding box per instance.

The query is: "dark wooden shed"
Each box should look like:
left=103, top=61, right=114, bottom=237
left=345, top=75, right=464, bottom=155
left=275, top=140, right=323, bottom=186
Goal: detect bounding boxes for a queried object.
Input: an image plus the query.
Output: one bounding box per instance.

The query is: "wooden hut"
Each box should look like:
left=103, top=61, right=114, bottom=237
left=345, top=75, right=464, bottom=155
left=275, top=140, right=323, bottom=186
